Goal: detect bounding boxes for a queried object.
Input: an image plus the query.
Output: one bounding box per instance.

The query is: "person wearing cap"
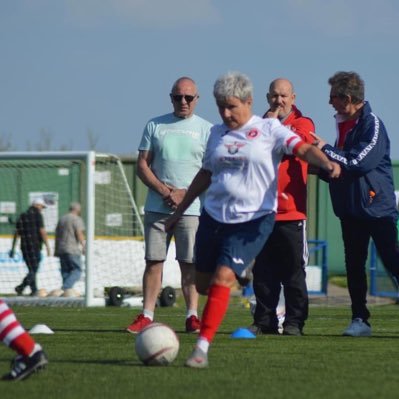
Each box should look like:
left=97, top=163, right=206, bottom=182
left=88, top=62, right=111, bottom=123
left=54, top=202, right=85, bottom=291
left=10, top=198, right=51, bottom=296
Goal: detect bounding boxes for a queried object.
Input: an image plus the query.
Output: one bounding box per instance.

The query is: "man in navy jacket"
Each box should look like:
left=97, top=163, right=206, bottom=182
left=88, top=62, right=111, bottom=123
left=313, top=71, right=399, bottom=337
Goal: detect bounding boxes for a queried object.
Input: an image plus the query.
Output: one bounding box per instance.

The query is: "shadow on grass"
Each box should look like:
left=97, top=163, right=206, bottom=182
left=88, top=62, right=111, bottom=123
left=52, top=328, right=248, bottom=335
left=0, top=356, right=154, bottom=368
left=52, top=328, right=128, bottom=333
left=50, top=359, right=145, bottom=367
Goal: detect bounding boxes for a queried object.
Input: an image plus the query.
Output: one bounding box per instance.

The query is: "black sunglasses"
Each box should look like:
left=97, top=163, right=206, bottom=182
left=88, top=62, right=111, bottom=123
left=329, top=94, right=347, bottom=102
left=170, top=94, right=197, bottom=103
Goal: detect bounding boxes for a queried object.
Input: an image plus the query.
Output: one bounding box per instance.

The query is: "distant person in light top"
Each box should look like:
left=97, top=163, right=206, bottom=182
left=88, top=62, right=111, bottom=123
left=54, top=202, right=85, bottom=292
left=250, top=78, right=316, bottom=337
left=165, top=71, right=341, bottom=368
left=10, top=198, right=51, bottom=296
left=126, top=76, right=212, bottom=334
left=312, top=71, right=399, bottom=337
left=0, top=299, right=48, bottom=381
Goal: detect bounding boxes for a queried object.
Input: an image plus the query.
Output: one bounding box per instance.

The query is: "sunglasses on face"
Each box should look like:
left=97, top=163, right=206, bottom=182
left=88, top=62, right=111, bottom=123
left=170, top=94, right=197, bottom=103
left=329, top=93, right=348, bottom=102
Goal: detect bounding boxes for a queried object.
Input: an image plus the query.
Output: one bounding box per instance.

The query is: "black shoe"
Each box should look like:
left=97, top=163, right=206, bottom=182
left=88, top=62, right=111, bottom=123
left=282, top=325, right=303, bottom=336
left=248, top=324, right=279, bottom=335
left=2, top=350, right=48, bottom=381
left=14, top=285, right=24, bottom=296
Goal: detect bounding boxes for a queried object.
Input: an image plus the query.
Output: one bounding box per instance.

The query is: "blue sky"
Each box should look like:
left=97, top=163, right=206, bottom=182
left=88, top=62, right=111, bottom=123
left=1, top=0, right=399, bottom=159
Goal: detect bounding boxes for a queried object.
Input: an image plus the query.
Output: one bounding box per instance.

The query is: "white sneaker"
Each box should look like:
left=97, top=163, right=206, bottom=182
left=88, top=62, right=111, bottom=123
left=185, top=347, right=208, bottom=368
left=342, top=318, right=371, bottom=337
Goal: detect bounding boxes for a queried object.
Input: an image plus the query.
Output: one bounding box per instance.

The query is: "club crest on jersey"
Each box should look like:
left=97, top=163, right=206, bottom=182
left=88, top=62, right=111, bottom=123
left=225, top=141, right=246, bottom=154
left=246, top=128, right=260, bottom=139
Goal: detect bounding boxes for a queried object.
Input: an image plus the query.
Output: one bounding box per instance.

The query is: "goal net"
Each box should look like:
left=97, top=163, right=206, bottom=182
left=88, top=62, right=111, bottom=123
left=0, top=152, right=145, bottom=306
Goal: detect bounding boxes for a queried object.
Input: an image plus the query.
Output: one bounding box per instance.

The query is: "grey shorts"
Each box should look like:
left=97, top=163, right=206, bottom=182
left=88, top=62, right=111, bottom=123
left=144, top=212, right=199, bottom=263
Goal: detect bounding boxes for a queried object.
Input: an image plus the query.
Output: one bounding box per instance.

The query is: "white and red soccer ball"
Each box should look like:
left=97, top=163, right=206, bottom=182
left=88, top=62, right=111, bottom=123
left=135, top=322, right=179, bottom=366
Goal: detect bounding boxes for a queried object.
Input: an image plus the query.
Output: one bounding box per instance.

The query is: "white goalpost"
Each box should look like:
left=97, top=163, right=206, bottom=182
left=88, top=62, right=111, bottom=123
left=0, top=151, right=146, bottom=307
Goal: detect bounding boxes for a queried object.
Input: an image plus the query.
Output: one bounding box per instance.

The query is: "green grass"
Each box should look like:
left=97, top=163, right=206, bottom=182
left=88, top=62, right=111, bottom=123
left=2, top=300, right=399, bottom=399
left=328, top=275, right=348, bottom=288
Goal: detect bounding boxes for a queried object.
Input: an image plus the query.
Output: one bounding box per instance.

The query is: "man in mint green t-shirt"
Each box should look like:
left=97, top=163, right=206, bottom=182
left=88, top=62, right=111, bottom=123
left=126, top=77, right=212, bottom=334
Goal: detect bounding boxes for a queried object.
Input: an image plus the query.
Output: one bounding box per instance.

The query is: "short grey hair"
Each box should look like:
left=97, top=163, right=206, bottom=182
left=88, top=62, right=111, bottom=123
left=69, top=202, right=81, bottom=212
left=213, top=71, right=253, bottom=103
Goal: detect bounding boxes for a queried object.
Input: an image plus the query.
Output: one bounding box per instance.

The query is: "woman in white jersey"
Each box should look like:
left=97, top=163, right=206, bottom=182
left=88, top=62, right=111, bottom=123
left=166, top=71, right=341, bottom=368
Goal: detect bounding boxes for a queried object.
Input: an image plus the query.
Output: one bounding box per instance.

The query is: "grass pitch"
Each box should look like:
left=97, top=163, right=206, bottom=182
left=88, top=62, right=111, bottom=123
left=1, top=299, right=399, bottom=399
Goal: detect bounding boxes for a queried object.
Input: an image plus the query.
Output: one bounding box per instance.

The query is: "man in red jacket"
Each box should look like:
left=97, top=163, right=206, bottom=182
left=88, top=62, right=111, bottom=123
left=250, top=78, right=314, bottom=336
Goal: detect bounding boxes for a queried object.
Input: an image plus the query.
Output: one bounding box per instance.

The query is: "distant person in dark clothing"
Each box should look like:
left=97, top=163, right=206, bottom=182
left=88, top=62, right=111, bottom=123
left=10, top=198, right=51, bottom=296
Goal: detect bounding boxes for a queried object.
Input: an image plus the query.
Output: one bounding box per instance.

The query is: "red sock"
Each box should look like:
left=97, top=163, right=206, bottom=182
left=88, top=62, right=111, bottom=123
left=9, top=332, right=36, bottom=357
left=0, top=300, right=36, bottom=357
left=199, top=284, right=230, bottom=344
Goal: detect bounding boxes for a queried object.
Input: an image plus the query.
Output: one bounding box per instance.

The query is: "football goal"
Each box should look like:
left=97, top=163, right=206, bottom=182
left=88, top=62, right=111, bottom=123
left=0, top=151, right=145, bottom=306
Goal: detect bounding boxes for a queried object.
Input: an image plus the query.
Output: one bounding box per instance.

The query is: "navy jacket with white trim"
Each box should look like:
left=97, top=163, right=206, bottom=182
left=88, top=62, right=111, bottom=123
left=322, top=101, right=398, bottom=221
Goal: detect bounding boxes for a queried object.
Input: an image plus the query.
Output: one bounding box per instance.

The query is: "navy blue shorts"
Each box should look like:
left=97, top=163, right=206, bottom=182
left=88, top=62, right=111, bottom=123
left=195, top=210, right=275, bottom=278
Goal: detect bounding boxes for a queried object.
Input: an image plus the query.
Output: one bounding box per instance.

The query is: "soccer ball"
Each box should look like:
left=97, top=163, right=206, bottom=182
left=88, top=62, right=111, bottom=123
left=135, top=323, right=179, bottom=366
